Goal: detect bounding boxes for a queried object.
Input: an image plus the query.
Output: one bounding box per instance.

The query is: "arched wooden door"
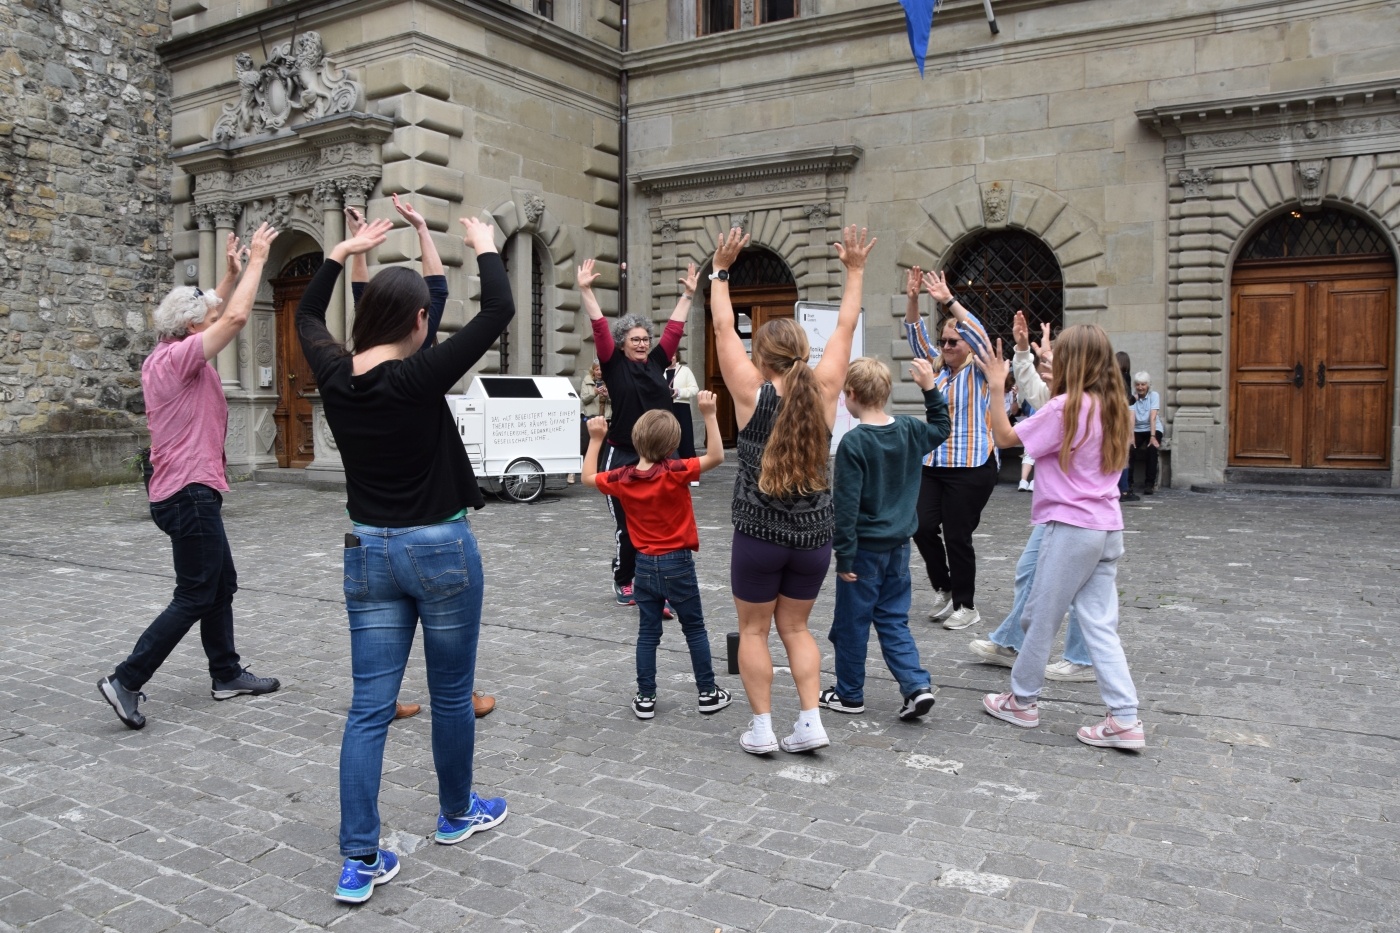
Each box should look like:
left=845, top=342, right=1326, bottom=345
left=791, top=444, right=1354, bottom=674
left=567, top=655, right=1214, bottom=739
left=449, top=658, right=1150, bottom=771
left=701, top=249, right=798, bottom=447
left=1230, top=210, right=1396, bottom=471
left=269, top=253, right=323, bottom=468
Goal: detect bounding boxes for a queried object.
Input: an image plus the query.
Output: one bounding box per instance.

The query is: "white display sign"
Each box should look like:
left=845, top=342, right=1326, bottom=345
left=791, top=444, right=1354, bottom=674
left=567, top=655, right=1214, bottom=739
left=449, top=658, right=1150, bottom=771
left=797, top=301, right=864, bottom=454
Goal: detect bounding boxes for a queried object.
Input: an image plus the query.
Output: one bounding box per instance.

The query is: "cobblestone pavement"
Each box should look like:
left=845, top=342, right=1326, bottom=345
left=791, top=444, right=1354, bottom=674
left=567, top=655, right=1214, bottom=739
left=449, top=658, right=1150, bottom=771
left=0, top=467, right=1397, bottom=933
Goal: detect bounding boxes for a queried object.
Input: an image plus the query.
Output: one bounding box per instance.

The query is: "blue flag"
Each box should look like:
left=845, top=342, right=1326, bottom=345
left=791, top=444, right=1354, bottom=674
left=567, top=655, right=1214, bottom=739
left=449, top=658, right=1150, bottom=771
left=899, top=0, right=940, bottom=76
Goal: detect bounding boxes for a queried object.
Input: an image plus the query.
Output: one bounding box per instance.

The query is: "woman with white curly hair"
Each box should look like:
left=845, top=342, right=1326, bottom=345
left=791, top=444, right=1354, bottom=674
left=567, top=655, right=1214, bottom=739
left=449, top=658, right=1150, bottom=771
left=99, top=223, right=280, bottom=732
left=578, top=257, right=700, bottom=606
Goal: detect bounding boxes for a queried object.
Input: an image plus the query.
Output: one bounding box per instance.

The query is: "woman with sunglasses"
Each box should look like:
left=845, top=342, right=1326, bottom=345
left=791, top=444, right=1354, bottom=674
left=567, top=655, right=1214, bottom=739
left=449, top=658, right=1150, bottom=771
left=903, top=267, right=999, bottom=632
left=578, top=258, right=700, bottom=606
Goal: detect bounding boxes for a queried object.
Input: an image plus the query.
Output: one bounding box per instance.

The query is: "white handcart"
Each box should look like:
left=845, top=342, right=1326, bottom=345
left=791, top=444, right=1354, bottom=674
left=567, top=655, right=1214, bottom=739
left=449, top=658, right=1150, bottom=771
left=448, top=375, right=583, bottom=503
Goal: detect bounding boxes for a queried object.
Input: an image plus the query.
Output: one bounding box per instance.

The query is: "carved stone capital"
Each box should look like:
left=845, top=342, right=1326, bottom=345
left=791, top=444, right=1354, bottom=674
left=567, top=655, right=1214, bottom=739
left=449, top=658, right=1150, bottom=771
left=338, top=175, right=375, bottom=206
left=313, top=180, right=342, bottom=209
left=209, top=200, right=242, bottom=228
left=193, top=204, right=217, bottom=231
left=1179, top=168, right=1214, bottom=200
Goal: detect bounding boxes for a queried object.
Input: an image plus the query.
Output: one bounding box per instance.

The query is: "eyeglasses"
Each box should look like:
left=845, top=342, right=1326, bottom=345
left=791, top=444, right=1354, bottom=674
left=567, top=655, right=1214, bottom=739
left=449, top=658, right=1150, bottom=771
left=626, top=336, right=651, bottom=345
left=938, top=338, right=962, bottom=348
left=192, top=286, right=204, bottom=298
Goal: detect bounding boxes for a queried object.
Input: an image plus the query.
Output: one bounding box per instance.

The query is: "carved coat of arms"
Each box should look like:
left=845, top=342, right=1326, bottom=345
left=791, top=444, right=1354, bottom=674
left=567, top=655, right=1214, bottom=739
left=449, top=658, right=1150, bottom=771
left=212, top=32, right=362, bottom=143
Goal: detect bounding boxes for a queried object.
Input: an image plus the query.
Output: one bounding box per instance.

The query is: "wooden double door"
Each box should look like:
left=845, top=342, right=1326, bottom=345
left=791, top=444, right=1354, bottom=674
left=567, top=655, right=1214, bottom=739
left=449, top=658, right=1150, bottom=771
left=270, top=273, right=318, bottom=468
left=1230, top=257, right=1396, bottom=470
left=703, top=283, right=799, bottom=447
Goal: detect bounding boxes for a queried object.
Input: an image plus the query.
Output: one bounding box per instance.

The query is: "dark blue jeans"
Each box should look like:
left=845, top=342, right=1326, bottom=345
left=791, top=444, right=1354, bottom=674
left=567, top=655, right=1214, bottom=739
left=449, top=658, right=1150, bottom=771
left=114, top=483, right=242, bottom=691
left=633, top=549, right=716, bottom=695
left=339, top=518, right=484, bottom=857
left=829, top=543, right=930, bottom=703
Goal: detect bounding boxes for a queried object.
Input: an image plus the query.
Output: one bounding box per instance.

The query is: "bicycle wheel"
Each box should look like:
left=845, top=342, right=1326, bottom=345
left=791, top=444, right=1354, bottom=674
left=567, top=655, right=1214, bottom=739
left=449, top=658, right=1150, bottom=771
left=500, top=458, right=545, bottom=503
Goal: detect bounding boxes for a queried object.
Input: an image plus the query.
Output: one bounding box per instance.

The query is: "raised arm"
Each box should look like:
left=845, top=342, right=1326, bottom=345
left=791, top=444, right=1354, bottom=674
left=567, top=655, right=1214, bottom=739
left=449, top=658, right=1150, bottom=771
left=910, top=358, right=952, bottom=450
left=1011, top=310, right=1050, bottom=408
left=213, top=232, right=249, bottom=308
left=343, top=207, right=371, bottom=287
left=971, top=340, right=1020, bottom=449
left=204, top=224, right=277, bottom=362
left=581, top=416, right=608, bottom=488
left=813, top=225, right=876, bottom=409
left=576, top=259, right=615, bottom=363
left=903, top=265, right=922, bottom=324
left=708, top=227, right=764, bottom=428
left=696, top=391, right=725, bottom=472
left=670, top=263, right=698, bottom=323
left=393, top=194, right=443, bottom=278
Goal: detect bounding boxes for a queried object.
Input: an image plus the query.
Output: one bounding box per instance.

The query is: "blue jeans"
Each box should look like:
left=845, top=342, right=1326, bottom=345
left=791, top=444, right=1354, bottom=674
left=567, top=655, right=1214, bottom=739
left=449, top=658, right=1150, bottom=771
left=115, top=483, right=242, bottom=691
left=339, top=519, right=483, bottom=857
left=988, top=524, right=1091, bottom=665
left=829, top=543, right=931, bottom=703
left=633, top=550, right=716, bottom=695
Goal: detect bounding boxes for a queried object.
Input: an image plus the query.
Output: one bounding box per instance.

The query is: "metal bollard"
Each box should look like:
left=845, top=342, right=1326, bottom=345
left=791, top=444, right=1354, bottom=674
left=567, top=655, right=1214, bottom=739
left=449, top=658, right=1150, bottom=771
left=726, top=631, right=740, bottom=675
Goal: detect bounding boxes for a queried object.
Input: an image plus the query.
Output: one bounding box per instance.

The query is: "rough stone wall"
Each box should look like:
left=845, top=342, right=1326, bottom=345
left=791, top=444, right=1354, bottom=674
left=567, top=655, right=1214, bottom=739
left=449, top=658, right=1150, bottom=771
left=0, top=0, right=171, bottom=494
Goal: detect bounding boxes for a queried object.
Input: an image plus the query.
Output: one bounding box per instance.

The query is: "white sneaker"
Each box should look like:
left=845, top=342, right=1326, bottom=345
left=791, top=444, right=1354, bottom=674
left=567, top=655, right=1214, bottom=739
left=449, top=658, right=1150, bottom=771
left=927, top=590, right=954, bottom=622
left=1017, top=479, right=1030, bottom=491
left=740, top=719, right=779, bottom=754
left=942, top=606, right=981, bottom=630
left=1044, top=660, right=1097, bottom=682
left=779, top=722, right=830, bottom=753
left=1027, top=480, right=1034, bottom=491
left=969, top=638, right=1017, bottom=667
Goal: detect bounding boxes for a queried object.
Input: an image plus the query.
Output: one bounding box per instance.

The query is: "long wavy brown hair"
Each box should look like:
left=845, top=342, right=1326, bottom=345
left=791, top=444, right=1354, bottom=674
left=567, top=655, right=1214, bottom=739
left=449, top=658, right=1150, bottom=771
left=1049, top=324, right=1131, bottom=474
left=752, top=318, right=829, bottom=497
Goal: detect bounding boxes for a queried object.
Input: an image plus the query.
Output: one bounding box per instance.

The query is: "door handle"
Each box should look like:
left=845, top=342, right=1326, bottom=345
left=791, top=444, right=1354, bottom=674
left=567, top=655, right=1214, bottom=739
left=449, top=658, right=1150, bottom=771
left=287, top=372, right=296, bottom=381
left=1316, top=362, right=1326, bottom=387
left=1292, top=362, right=1304, bottom=388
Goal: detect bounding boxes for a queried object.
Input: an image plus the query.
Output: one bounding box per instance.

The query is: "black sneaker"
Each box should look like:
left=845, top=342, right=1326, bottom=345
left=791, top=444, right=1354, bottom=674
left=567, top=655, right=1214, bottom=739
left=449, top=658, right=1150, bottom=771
left=697, top=686, right=733, bottom=714
left=97, top=676, right=146, bottom=730
left=211, top=668, right=281, bottom=700
left=631, top=693, right=656, bottom=720
left=819, top=685, right=864, bottom=715
left=899, top=687, right=936, bottom=720
left=1121, top=492, right=1141, bottom=502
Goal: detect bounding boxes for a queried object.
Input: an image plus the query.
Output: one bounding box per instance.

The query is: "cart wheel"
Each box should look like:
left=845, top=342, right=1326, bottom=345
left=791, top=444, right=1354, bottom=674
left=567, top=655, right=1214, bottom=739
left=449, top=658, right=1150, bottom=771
left=500, top=458, right=545, bottom=503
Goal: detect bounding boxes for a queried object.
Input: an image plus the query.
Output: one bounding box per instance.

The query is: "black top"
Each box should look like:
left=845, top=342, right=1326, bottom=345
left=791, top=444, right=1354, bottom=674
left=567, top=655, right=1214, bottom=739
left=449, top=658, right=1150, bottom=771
left=732, top=383, right=835, bottom=550
left=595, top=318, right=684, bottom=451
left=297, top=255, right=514, bottom=526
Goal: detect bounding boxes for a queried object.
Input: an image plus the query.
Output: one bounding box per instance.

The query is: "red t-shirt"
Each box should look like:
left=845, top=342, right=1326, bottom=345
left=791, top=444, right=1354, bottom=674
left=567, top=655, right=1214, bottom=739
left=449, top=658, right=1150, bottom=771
left=595, top=458, right=702, bottom=555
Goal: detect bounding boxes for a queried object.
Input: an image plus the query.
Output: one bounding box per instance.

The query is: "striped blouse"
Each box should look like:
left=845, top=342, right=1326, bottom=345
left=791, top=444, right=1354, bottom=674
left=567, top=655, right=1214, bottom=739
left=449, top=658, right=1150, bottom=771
left=905, top=313, right=998, bottom=469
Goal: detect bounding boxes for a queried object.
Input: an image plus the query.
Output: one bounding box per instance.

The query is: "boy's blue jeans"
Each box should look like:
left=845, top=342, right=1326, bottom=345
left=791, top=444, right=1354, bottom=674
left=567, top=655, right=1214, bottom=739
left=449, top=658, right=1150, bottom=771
left=987, top=523, right=1092, bottom=665
left=829, top=543, right=931, bottom=703
left=339, top=518, right=483, bottom=858
left=633, top=549, right=716, bottom=695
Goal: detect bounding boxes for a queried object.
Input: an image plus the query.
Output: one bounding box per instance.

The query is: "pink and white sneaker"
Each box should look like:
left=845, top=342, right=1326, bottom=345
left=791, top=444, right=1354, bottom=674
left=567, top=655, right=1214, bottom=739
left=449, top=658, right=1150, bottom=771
left=982, top=692, right=1039, bottom=728
left=1076, top=715, right=1145, bottom=750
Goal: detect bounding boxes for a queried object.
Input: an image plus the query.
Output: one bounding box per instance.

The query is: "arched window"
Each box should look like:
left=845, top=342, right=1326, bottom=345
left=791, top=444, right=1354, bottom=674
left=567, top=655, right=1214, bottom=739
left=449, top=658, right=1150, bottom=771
left=1238, top=207, right=1390, bottom=261
left=278, top=253, right=323, bottom=278
left=499, top=232, right=551, bottom=375
left=941, top=230, right=1062, bottom=349
left=727, top=247, right=796, bottom=287
left=530, top=244, right=545, bottom=375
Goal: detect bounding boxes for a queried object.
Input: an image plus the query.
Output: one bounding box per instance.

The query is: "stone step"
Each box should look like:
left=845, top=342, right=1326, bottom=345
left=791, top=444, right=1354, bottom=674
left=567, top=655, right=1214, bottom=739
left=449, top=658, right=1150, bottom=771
left=1224, top=467, right=1390, bottom=488
left=1191, top=482, right=1400, bottom=500
left=251, top=468, right=306, bottom=484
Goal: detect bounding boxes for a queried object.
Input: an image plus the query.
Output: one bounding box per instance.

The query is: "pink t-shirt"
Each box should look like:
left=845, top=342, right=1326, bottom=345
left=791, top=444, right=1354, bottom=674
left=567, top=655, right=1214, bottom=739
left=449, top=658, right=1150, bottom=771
left=1015, top=394, right=1122, bottom=531
left=142, top=332, right=229, bottom=502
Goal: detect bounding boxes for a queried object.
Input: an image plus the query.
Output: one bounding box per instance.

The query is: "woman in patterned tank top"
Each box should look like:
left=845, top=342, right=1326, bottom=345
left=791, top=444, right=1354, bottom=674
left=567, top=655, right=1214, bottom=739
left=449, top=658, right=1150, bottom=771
left=708, top=224, right=876, bottom=755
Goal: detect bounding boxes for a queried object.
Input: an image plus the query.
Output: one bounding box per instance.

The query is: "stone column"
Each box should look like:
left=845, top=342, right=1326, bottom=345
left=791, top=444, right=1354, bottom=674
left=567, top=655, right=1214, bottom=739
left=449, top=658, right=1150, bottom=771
left=314, top=181, right=347, bottom=342
left=339, top=176, right=374, bottom=340
left=211, top=201, right=242, bottom=388
left=195, top=206, right=217, bottom=291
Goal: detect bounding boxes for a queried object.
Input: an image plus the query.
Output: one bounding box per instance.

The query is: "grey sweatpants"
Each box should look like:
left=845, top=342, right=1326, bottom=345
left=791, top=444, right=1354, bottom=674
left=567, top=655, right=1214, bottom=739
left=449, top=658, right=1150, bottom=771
left=1009, top=522, right=1139, bottom=720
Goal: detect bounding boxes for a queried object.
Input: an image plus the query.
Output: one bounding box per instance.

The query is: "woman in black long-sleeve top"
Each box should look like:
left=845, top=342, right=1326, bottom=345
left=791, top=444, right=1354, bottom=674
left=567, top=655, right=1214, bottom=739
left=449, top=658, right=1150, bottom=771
left=297, top=216, right=514, bottom=905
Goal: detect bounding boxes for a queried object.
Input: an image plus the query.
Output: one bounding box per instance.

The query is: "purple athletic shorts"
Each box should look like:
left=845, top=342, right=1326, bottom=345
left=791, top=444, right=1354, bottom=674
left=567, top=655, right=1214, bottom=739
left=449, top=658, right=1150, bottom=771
left=730, top=529, right=832, bottom=603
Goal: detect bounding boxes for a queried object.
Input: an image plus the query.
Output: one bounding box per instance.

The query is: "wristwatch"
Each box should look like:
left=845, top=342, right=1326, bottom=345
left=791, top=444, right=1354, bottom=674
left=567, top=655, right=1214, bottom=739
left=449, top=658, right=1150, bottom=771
left=708, top=269, right=730, bottom=282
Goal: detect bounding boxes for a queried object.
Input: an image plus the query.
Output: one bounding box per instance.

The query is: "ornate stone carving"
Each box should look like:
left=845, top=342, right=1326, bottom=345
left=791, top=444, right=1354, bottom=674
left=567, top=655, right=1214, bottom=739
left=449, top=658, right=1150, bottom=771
left=730, top=212, right=749, bottom=232
left=312, top=180, right=342, bottom=209
left=1296, top=160, right=1326, bottom=208
left=193, top=204, right=216, bottom=231
left=338, top=175, right=375, bottom=205
left=522, top=194, right=546, bottom=225
left=741, top=0, right=754, bottom=24
left=209, top=200, right=242, bottom=228
left=210, top=32, right=362, bottom=143
left=232, top=156, right=317, bottom=189
left=243, top=194, right=293, bottom=231
left=253, top=408, right=278, bottom=453
left=655, top=218, right=681, bottom=242
left=803, top=203, right=829, bottom=228
left=319, top=142, right=376, bottom=167
left=1179, top=168, right=1214, bottom=199
left=254, top=316, right=274, bottom=366
left=225, top=406, right=248, bottom=450
left=983, top=183, right=1009, bottom=224
left=316, top=407, right=338, bottom=451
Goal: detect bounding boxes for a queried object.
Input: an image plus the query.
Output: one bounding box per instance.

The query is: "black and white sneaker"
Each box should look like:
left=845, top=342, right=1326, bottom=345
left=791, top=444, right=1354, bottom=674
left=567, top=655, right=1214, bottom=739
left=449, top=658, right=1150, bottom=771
left=696, top=686, right=732, bottom=714
left=819, top=686, right=864, bottom=714
left=211, top=668, right=281, bottom=700
left=97, top=676, right=146, bottom=730
left=631, top=693, right=656, bottom=720
left=899, top=687, right=936, bottom=720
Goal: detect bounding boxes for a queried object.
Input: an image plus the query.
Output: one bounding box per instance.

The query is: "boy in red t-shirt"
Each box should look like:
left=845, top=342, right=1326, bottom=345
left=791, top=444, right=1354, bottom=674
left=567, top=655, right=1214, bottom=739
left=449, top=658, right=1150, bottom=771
left=584, top=392, right=730, bottom=719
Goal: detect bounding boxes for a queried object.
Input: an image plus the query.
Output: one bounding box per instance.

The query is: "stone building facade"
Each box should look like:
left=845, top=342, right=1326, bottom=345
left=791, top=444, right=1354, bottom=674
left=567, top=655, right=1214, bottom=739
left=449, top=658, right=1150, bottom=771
left=8, top=0, right=1400, bottom=492
left=0, top=0, right=173, bottom=495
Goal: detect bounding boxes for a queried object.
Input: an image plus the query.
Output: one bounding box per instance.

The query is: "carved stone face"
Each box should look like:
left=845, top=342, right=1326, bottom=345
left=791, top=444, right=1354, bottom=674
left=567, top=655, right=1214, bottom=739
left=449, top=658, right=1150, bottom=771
left=235, top=52, right=255, bottom=73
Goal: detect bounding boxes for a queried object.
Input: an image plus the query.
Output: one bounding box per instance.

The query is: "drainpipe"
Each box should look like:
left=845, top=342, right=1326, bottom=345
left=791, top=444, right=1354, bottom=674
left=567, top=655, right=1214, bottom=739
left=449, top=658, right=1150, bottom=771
left=617, top=0, right=629, bottom=315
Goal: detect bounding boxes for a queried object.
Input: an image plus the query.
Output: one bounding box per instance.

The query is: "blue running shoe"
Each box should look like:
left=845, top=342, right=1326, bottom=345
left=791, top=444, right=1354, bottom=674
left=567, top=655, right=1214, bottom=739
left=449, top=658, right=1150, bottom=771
left=333, top=849, right=399, bottom=904
left=434, top=792, right=508, bottom=845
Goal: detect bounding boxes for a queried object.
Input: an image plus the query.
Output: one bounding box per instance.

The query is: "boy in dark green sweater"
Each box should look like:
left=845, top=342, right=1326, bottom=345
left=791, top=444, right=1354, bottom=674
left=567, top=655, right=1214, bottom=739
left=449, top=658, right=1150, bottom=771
left=823, top=357, right=951, bottom=719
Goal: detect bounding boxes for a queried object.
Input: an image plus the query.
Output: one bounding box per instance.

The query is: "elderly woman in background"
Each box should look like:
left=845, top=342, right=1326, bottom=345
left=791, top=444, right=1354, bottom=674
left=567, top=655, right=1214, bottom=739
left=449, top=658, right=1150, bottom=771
left=578, top=258, right=700, bottom=606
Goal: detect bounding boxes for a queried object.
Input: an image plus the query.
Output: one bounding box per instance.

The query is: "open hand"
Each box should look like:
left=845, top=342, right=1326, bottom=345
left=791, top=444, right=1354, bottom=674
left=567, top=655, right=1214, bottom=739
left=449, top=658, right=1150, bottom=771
left=838, top=572, right=858, bottom=582
left=1030, top=322, right=1053, bottom=365
left=679, top=262, right=699, bottom=296
left=392, top=193, right=428, bottom=231
left=1012, top=310, right=1030, bottom=352
left=905, top=265, right=922, bottom=301
left=586, top=416, right=608, bottom=440
left=697, top=389, right=717, bottom=417
left=342, top=218, right=393, bottom=256
left=577, top=258, right=600, bottom=291
left=922, top=270, right=953, bottom=304
left=971, top=337, right=1010, bottom=388
left=460, top=217, right=497, bottom=255
left=246, top=223, right=279, bottom=264
left=909, top=357, right=937, bottom=391
left=224, top=232, right=250, bottom=278
left=344, top=206, right=366, bottom=236
left=713, top=227, right=748, bottom=272
left=834, top=225, right=875, bottom=271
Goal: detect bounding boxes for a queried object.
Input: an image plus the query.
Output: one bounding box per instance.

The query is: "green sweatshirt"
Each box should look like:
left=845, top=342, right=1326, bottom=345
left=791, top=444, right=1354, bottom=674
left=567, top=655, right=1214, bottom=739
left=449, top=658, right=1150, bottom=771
left=832, top=388, right=951, bottom=574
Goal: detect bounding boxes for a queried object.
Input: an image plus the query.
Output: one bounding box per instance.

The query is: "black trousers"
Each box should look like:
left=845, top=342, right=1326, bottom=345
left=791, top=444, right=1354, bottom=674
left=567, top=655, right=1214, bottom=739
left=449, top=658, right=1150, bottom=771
left=1132, top=431, right=1160, bottom=490
left=114, top=483, right=243, bottom=691
left=603, top=444, right=641, bottom=586
left=672, top=402, right=696, bottom=460
left=913, top=457, right=999, bottom=610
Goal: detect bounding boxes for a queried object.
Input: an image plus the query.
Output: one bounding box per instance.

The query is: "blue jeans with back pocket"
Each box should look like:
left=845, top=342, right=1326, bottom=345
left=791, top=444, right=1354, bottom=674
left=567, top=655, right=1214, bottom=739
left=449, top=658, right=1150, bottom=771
left=338, top=518, right=483, bottom=857
left=632, top=549, right=716, bottom=695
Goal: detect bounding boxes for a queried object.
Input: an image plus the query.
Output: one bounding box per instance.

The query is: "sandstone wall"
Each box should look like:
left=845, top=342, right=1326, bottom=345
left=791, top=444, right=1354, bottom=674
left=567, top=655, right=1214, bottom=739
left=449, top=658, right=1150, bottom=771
left=0, top=0, right=172, bottom=495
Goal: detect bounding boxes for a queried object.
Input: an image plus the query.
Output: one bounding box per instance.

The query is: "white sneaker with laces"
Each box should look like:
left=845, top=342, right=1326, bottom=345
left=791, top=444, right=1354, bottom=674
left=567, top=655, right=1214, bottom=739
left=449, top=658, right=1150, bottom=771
left=1044, top=659, right=1097, bottom=682
left=740, top=719, right=779, bottom=754
left=927, top=590, right=954, bottom=622
left=969, top=638, right=1017, bottom=667
left=942, top=606, right=981, bottom=630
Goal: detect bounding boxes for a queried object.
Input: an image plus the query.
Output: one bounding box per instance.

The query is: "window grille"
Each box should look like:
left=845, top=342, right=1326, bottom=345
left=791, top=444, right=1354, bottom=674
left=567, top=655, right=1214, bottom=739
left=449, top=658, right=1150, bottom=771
left=1238, top=207, right=1390, bottom=261
left=941, top=230, right=1062, bottom=351
left=531, top=245, right=545, bottom=375
left=278, top=253, right=323, bottom=278
left=727, top=248, right=795, bottom=288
